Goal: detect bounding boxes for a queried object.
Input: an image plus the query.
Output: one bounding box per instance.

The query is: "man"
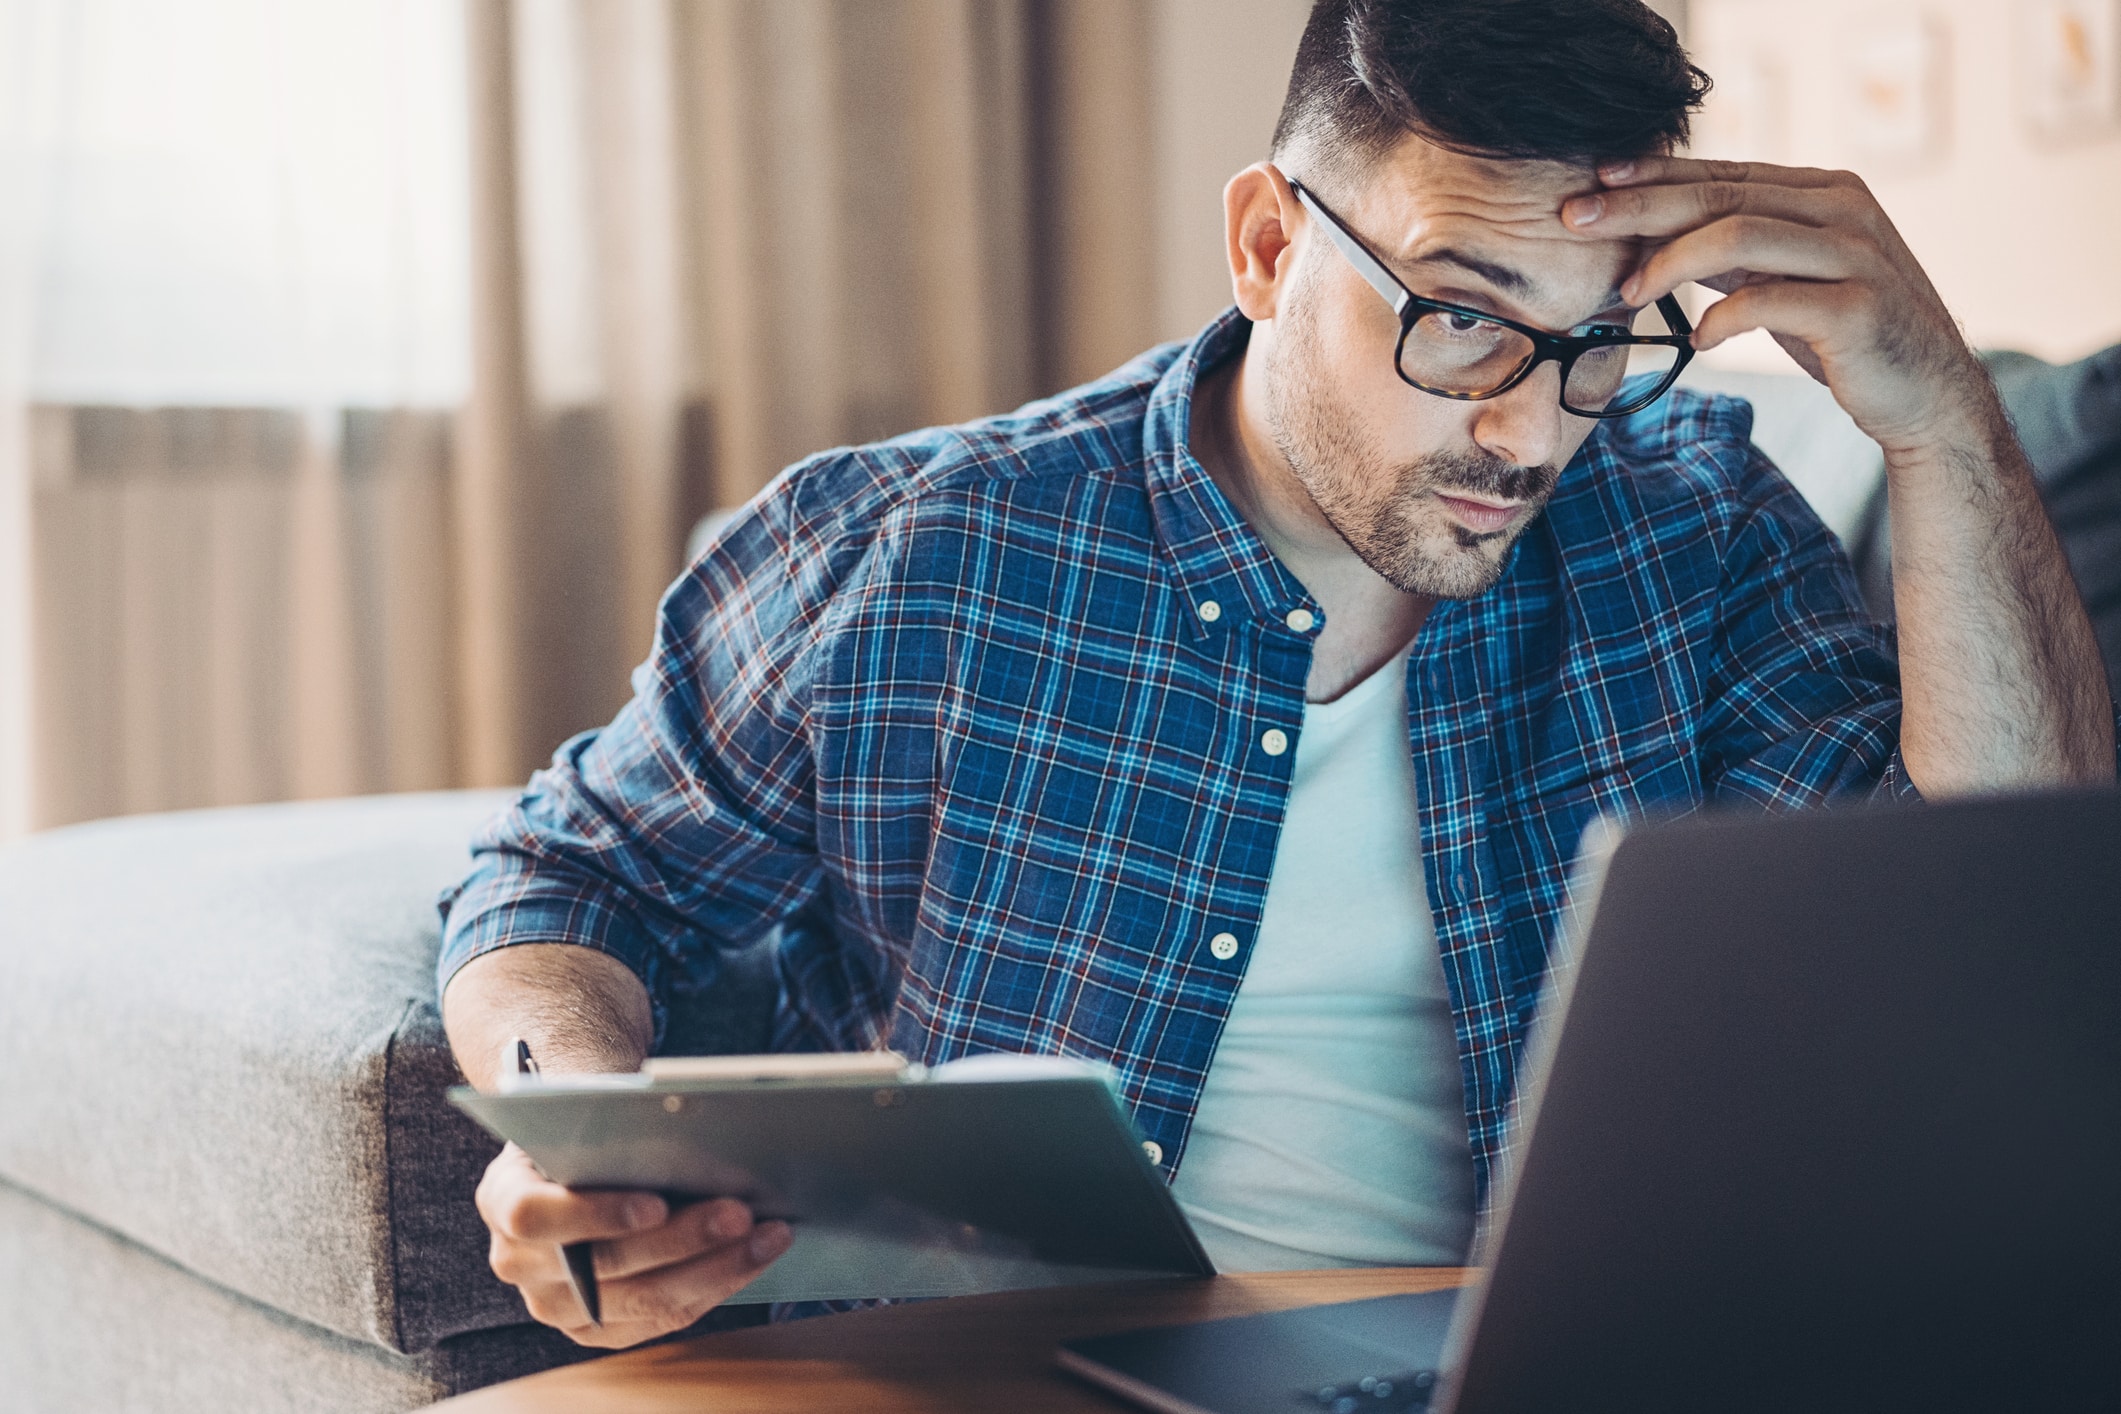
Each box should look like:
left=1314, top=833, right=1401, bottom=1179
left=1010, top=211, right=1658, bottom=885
left=441, top=0, right=2117, bottom=1350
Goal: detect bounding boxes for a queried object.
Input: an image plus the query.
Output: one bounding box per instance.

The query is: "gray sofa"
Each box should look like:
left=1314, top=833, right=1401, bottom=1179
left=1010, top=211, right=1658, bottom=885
left=0, top=791, right=774, bottom=1411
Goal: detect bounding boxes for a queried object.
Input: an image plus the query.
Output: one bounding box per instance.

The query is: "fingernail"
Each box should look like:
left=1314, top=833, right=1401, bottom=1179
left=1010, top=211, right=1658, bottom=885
left=623, top=1196, right=665, bottom=1229
left=1568, top=195, right=1604, bottom=227
left=708, top=1204, right=750, bottom=1241
left=749, top=1222, right=793, bottom=1264
left=1600, top=160, right=1635, bottom=182
left=1622, top=274, right=1642, bottom=303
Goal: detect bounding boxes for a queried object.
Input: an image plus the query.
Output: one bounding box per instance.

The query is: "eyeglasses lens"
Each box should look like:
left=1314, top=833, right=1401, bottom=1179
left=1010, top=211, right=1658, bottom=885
left=1396, top=309, right=1536, bottom=397
left=1563, top=302, right=1683, bottom=414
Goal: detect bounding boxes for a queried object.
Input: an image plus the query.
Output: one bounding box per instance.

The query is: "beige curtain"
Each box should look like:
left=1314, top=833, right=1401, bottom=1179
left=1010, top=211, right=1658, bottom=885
left=455, top=0, right=1166, bottom=787
left=23, top=407, right=461, bottom=823
left=10, top=0, right=1175, bottom=829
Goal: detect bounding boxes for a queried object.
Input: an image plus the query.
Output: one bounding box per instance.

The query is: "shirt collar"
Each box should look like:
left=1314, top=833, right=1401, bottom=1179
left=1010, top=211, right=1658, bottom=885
left=1142, top=307, right=1318, bottom=644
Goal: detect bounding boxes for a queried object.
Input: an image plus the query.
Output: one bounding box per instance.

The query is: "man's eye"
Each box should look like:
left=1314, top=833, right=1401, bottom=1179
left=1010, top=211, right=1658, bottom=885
left=1442, top=313, right=1489, bottom=334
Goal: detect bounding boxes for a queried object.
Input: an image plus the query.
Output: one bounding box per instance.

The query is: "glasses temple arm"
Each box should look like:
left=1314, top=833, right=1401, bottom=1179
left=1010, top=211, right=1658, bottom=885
left=1657, top=293, right=1694, bottom=337
left=1288, top=181, right=1411, bottom=318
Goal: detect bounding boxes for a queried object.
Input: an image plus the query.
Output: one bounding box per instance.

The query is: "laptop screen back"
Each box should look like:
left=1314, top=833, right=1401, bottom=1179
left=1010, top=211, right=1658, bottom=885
left=1444, top=790, right=2121, bottom=1414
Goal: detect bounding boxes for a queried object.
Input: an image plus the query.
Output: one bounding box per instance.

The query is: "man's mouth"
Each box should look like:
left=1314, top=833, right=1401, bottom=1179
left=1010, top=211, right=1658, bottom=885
left=1434, top=491, right=1524, bottom=536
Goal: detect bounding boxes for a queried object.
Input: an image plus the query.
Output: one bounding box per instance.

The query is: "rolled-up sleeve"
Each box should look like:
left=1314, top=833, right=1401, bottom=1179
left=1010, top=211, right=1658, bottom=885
left=1700, top=447, right=1922, bottom=807
left=436, top=461, right=871, bottom=1039
left=1701, top=446, right=2121, bottom=800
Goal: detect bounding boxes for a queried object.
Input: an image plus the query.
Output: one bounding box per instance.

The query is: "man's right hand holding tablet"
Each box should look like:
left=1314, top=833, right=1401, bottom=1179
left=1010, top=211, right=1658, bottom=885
left=446, top=943, right=793, bottom=1348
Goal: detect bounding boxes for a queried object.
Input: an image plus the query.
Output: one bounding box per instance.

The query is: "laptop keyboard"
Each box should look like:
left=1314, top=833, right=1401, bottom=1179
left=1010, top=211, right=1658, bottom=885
left=1301, top=1369, right=1438, bottom=1411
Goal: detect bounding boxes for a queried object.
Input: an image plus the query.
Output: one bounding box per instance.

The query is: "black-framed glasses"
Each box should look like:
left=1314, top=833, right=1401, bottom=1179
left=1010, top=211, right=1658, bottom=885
left=1287, top=178, right=1694, bottom=419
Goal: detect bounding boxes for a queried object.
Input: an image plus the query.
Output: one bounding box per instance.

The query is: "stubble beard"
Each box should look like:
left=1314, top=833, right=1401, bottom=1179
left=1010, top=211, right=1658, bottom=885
left=1262, top=283, right=1561, bottom=600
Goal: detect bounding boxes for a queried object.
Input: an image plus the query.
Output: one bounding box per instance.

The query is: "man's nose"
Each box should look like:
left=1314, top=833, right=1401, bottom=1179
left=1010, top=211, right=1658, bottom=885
left=1469, top=361, right=1569, bottom=472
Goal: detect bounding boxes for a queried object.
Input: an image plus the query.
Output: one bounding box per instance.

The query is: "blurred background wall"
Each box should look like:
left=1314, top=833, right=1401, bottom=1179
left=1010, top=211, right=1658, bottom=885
left=1687, top=0, right=2121, bottom=372
left=1, top=0, right=2117, bottom=838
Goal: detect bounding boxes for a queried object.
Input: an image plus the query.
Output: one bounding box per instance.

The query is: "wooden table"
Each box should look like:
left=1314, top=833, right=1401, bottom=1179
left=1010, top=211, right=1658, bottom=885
left=435, top=1268, right=1473, bottom=1413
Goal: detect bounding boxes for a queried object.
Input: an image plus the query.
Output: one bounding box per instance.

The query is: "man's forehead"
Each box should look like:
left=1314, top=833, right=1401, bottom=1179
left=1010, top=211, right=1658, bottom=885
left=1349, top=136, right=1639, bottom=314
left=1363, top=133, right=1600, bottom=228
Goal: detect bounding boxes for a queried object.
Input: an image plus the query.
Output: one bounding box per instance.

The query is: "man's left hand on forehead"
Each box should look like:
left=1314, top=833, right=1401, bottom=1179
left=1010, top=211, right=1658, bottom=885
left=1562, top=157, right=1863, bottom=298
left=1553, top=154, right=1985, bottom=455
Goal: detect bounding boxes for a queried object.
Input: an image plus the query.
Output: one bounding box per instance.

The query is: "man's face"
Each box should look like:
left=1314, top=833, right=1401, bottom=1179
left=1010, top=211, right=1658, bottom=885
left=1260, top=136, right=1646, bottom=598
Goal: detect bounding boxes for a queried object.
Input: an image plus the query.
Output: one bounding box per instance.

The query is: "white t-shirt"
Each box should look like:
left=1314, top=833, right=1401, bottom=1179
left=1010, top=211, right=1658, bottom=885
left=1170, top=649, right=1478, bottom=1271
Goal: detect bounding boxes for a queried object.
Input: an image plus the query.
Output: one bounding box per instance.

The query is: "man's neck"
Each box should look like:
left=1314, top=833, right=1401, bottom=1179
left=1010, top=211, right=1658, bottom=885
left=1190, top=349, right=1434, bottom=704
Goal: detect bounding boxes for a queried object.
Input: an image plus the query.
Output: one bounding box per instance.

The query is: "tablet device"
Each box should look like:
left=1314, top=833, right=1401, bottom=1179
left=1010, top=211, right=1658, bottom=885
left=451, top=1052, right=1215, bottom=1304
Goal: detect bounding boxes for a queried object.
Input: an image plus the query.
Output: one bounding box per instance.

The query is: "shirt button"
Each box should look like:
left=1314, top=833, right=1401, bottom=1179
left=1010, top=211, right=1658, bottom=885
left=1260, top=727, right=1289, bottom=756
left=1142, top=1139, right=1164, bottom=1166
left=1284, top=607, right=1315, bottom=633
left=1196, top=599, right=1221, bottom=622
left=1208, top=931, right=1239, bottom=961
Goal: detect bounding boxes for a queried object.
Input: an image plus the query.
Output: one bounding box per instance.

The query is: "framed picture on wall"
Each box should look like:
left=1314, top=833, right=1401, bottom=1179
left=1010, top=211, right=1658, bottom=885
left=2017, top=0, right=2121, bottom=142
left=1842, top=10, right=1952, bottom=168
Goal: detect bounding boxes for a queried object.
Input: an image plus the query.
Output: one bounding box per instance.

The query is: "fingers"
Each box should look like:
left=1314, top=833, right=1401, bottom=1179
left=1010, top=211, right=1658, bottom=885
left=477, top=1142, right=664, bottom=1306
left=520, top=1219, right=796, bottom=1349
left=1584, top=156, right=1980, bottom=445
left=1596, top=155, right=1858, bottom=192
left=1564, top=176, right=1864, bottom=242
left=516, top=1272, right=604, bottom=1338
left=593, top=1197, right=756, bottom=1281
left=596, top=1222, right=795, bottom=1329
left=1559, top=163, right=1891, bottom=326
left=1689, top=279, right=1855, bottom=356
left=477, top=1144, right=668, bottom=1246
left=476, top=1144, right=799, bottom=1350
left=1623, top=216, right=1867, bottom=307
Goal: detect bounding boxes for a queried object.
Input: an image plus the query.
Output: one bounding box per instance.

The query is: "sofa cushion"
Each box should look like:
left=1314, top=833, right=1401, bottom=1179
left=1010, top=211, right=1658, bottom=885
left=0, top=1174, right=605, bottom=1412
left=0, top=790, right=778, bottom=1354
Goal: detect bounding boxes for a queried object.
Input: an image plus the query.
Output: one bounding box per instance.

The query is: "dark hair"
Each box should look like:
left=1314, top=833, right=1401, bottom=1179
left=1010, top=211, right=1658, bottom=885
left=1271, top=0, right=1711, bottom=177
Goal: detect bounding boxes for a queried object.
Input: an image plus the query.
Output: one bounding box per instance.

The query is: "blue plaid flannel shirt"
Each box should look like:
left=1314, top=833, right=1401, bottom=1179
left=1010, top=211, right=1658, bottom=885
left=440, top=308, right=1924, bottom=1200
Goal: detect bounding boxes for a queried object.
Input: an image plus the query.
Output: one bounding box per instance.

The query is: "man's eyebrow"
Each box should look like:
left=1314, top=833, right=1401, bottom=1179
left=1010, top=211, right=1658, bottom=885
left=1412, top=246, right=1536, bottom=297
left=1404, top=246, right=1633, bottom=319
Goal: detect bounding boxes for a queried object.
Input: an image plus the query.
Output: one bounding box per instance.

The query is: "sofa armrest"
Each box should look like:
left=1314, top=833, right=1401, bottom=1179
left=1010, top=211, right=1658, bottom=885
left=0, top=790, right=777, bottom=1354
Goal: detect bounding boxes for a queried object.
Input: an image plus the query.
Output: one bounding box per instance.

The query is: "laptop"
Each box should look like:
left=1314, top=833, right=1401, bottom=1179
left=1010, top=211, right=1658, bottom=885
left=1058, top=789, right=2121, bottom=1413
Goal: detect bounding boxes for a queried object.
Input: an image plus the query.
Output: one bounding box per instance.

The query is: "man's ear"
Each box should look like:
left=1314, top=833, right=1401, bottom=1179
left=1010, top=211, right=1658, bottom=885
left=1224, top=162, right=1301, bottom=323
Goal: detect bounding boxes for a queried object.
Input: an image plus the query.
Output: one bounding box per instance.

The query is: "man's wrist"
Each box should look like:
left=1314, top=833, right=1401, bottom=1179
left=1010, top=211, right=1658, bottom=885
left=1874, top=367, right=2019, bottom=477
left=444, top=942, right=654, bottom=1090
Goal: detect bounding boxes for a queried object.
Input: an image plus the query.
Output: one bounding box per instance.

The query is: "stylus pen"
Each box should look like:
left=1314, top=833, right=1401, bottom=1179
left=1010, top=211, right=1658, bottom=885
left=511, top=1038, right=603, bottom=1328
